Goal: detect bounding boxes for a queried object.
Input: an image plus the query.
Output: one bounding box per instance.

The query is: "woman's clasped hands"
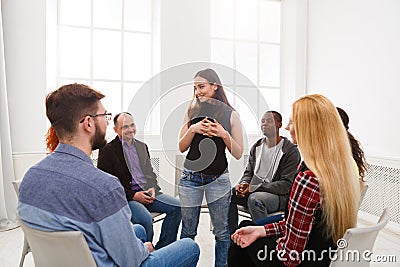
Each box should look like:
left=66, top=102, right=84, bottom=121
left=192, top=117, right=228, bottom=138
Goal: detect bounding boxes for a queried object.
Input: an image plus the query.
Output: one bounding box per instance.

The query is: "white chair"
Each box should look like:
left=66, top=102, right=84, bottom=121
left=20, top=221, right=97, bottom=267
left=237, top=204, right=284, bottom=222
left=359, top=181, right=368, bottom=207
left=12, top=179, right=22, bottom=197
left=151, top=211, right=165, bottom=223
left=12, top=179, right=31, bottom=267
left=329, top=208, right=390, bottom=267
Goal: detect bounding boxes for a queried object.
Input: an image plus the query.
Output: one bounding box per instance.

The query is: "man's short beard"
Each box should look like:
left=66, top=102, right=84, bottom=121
left=91, top=122, right=107, bottom=150
left=122, top=134, right=134, bottom=143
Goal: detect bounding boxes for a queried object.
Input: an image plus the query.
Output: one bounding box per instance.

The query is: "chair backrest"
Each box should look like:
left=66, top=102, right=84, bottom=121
left=174, top=154, right=185, bottom=196
left=359, top=181, right=368, bottom=207
left=151, top=211, right=166, bottom=223
left=329, top=208, right=390, bottom=267
left=20, top=222, right=97, bottom=267
left=12, top=179, right=22, bottom=197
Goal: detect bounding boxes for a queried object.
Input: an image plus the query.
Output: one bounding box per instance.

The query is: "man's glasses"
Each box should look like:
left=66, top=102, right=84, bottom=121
left=80, top=112, right=112, bottom=123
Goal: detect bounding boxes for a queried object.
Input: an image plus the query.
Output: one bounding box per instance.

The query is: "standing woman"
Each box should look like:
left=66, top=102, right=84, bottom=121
left=178, top=68, right=243, bottom=267
left=228, top=94, right=361, bottom=267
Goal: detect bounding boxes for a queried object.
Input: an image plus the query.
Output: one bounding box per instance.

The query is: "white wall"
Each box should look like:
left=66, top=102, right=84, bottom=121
left=306, top=0, right=400, bottom=160
left=280, top=0, right=308, bottom=120
left=150, top=0, right=213, bottom=194
left=2, top=0, right=48, bottom=179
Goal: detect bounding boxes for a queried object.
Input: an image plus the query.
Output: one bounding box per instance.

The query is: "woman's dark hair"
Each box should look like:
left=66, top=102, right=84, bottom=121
left=187, top=68, right=234, bottom=123
left=193, top=68, right=232, bottom=107
left=337, top=107, right=368, bottom=178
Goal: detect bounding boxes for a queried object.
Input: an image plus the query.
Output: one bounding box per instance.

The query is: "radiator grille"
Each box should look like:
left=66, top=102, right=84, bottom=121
left=360, top=163, right=400, bottom=224
left=150, top=157, right=160, bottom=177
left=91, top=150, right=99, bottom=166
left=243, top=155, right=250, bottom=169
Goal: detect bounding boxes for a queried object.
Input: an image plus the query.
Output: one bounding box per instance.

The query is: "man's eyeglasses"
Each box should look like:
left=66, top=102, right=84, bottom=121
left=80, top=112, right=112, bottom=123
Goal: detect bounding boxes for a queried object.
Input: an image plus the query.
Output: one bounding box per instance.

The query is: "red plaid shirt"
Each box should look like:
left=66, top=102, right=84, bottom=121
left=264, top=170, right=321, bottom=267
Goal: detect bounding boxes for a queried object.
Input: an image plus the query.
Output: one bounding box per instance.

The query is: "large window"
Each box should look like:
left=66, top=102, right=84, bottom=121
left=56, top=0, right=281, bottom=137
left=211, top=0, right=281, bottom=134
left=57, top=0, right=154, bottom=136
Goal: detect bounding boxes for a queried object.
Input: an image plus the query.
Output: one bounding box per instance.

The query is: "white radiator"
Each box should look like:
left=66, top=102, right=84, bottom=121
left=360, top=158, right=400, bottom=224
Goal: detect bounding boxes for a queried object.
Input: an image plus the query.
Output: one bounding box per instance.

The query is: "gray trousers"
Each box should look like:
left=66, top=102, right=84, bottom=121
left=228, top=189, right=280, bottom=234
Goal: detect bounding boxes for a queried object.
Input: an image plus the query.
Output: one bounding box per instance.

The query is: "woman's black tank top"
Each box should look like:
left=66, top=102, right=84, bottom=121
left=184, top=101, right=232, bottom=175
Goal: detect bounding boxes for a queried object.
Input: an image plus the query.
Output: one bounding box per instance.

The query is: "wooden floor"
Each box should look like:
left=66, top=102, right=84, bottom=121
left=1, top=211, right=399, bottom=267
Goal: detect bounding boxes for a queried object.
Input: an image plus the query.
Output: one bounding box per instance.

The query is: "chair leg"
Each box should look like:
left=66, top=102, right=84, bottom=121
left=19, top=237, right=30, bottom=267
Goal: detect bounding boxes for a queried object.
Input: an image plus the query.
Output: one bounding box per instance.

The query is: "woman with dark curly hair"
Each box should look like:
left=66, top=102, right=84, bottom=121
left=336, top=107, right=368, bottom=179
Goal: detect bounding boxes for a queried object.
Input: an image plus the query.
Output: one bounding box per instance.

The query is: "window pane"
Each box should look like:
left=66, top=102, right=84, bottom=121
left=126, top=82, right=152, bottom=134
left=259, top=88, right=280, bottom=112
left=260, top=1, right=281, bottom=43
left=124, top=0, right=151, bottom=32
left=124, top=33, right=151, bottom=81
left=92, top=81, right=122, bottom=115
left=211, top=0, right=234, bottom=38
left=235, top=0, right=258, bottom=40
left=211, top=39, right=234, bottom=69
left=58, top=80, right=91, bottom=87
left=92, top=81, right=122, bottom=139
left=147, top=102, right=160, bottom=134
left=59, top=0, right=91, bottom=26
left=92, top=81, right=122, bottom=140
left=236, top=87, right=259, bottom=134
left=212, top=65, right=235, bottom=89
left=123, top=82, right=141, bottom=110
left=93, top=30, right=121, bottom=80
left=259, top=44, right=280, bottom=87
left=236, top=42, right=258, bottom=86
left=93, top=0, right=122, bottom=29
left=225, top=88, right=235, bottom=107
left=59, top=27, right=91, bottom=78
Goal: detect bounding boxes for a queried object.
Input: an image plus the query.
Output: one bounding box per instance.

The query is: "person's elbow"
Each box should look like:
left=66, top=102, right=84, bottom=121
left=179, top=143, right=188, bottom=153
left=232, top=147, right=243, bottom=160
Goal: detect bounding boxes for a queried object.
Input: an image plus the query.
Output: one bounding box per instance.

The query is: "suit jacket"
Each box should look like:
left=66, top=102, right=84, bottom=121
left=97, top=136, right=161, bottom=201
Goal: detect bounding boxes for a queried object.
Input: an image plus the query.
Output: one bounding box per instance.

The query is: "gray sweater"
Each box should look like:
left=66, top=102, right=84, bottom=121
left=239, top=137, right=301, bottom=210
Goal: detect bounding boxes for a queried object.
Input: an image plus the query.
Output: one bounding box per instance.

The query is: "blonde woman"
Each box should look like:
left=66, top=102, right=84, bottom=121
left=228, top=94, right=361, bottom=267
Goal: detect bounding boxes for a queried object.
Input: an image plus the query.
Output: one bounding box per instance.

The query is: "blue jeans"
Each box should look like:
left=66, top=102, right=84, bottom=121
left=255, top=213, right=284, bottom=225
left=128, top=193, right=181, bottom=249
left=133, top=224, right=147, bottom=242
left=178, top=169, right=231, bottom=267
left=140, top=238, right=200, bottom=267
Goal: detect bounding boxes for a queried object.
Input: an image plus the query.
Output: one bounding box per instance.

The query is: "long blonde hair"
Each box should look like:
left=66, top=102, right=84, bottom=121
left=292, top=94, right=360, bottom=242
